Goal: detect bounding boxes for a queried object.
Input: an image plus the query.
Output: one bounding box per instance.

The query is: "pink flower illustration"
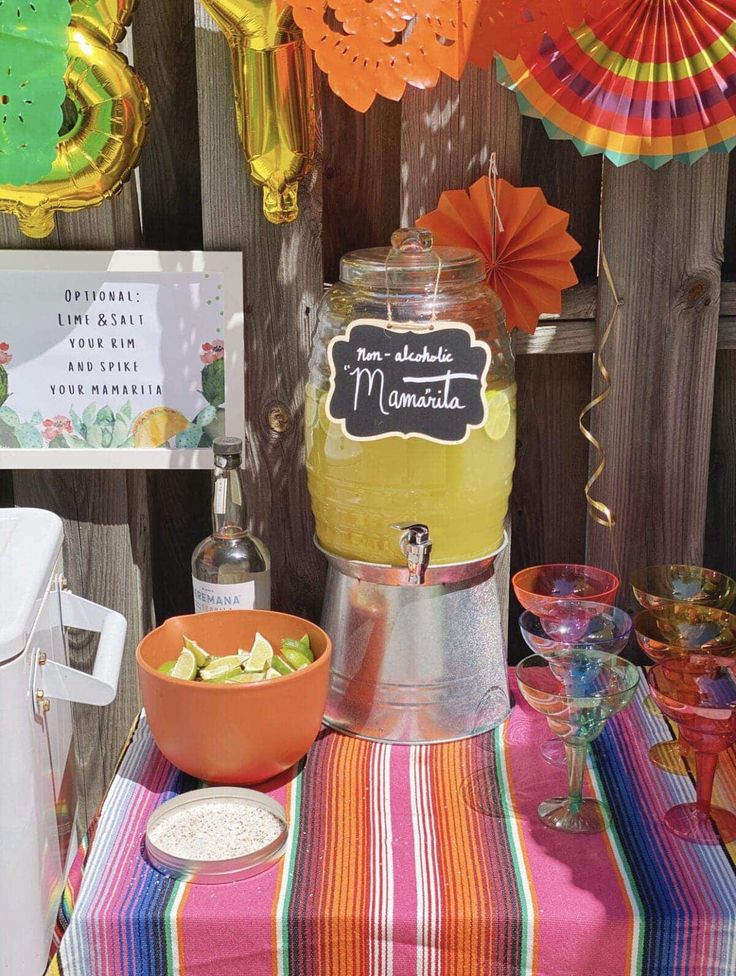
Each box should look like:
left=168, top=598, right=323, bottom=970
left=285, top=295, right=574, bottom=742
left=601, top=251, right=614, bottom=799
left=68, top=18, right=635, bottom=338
left=200, top=340, right=224, bottom=365
left=0, top=342, right=12, bottom=366
left=42, top=415, right=73, bottom=443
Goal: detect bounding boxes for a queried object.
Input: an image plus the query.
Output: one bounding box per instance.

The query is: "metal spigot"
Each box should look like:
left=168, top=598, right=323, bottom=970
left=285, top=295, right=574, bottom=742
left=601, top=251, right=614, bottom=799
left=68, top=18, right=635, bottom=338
left=391, top=523, right=432, bottom=584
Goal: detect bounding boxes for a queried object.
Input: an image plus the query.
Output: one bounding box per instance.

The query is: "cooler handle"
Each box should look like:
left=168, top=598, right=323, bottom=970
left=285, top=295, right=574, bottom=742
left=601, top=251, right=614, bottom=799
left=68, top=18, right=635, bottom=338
left=36, top=590, right=128, bottom=707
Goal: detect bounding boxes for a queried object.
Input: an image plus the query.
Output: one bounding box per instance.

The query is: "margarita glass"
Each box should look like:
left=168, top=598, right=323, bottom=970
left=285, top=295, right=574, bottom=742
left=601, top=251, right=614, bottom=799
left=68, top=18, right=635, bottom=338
left=634, top=604, right=736, bottom=772
left=648, top=657, right=736, bottom=845
left=516, top=652, right=639, bottom=833
left=519, top=603, right=633, bottom=766
left=631, top=565, right=736, bottom=612
left=512, top=564, right=621, bottom=766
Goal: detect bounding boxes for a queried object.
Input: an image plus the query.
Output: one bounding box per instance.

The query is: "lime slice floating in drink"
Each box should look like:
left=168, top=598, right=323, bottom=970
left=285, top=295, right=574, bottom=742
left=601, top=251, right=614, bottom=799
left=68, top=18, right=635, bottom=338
left=170, top=648, right=198, bottom=681
left=200, top=655, right=245, bottom=681
left=245, top=633, right=274, bottom=672
left=265, top=667, right=283, bottom=680
left=484, top=388, right=512, bottom=441
left=183, top=636, right=211, bottom=668
left=158, top=660, right=177, bottom=675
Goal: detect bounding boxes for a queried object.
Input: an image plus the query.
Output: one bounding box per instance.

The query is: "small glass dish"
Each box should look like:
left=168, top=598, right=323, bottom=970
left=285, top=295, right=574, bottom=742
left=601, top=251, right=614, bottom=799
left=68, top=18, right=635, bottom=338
left=145, top=787, right=288, bottom=885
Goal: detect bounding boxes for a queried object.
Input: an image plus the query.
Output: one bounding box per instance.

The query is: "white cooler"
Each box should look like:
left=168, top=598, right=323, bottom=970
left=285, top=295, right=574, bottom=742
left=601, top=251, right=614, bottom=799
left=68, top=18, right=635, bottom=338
left=0, top=508, right=127, bottom=975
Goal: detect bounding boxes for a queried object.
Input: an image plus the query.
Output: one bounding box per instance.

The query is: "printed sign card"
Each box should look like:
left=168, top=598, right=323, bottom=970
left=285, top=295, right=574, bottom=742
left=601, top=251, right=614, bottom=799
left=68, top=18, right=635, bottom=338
left=327, top=318, right=491, bottom=444
left=0, top=251, right=244, bottom=469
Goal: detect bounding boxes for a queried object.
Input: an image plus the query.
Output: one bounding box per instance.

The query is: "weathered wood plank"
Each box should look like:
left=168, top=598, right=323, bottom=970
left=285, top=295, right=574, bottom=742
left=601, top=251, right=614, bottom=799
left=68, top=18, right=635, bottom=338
left=194, top=8, right=325, bottom=619
left=723, top=153, right=736, bottom=277
left=401, top=62, right=522, bottom=659
left=705, top=349, right=736, bottom=580
left=401, top=63, right=523, bottom=222
left=507, top=122, right=601, bottom=660
left=0, top=183, right=150, bottom=827
left=587, top=157, right=730, bottom=609
left=133, top=2, right=211, bottom=621
left=320, top=82, right=401, bottom=281
left=133, top=0, right=203, bottom=250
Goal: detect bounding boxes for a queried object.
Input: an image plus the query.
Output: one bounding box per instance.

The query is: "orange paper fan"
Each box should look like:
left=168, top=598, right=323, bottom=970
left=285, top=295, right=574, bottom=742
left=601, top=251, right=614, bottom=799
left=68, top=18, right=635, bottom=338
left=417, top=177, right=581, bottom=334
left=290, top=1, right=482, bottom=112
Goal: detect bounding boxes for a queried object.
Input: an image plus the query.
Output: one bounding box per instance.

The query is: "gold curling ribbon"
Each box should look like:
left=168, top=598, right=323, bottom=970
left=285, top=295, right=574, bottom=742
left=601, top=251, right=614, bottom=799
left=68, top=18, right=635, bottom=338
left=578, top=243, right=623, bottom=534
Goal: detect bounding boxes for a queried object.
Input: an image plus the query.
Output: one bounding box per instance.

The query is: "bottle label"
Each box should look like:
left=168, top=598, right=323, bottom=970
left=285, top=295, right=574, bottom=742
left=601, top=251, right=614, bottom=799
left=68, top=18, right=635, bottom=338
left=192, top=577, right=256, bottom=613
left=214, top=478, right=227, bottom=515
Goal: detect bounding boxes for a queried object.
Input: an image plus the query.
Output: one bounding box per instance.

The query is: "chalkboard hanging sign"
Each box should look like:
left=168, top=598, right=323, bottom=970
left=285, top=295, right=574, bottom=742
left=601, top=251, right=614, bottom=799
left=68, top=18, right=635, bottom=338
left=326, top=318, right=491, bottom=445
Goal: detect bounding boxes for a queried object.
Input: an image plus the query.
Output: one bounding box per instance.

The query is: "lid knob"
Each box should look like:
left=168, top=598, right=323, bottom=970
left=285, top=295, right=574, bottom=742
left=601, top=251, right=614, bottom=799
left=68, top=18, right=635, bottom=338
left=390, top=227, right=433, bottom=254
left=391, top=523, right=432, bottom=584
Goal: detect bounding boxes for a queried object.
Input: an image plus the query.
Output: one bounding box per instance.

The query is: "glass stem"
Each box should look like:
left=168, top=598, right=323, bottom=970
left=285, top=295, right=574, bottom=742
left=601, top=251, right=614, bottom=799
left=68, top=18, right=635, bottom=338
left=695, top=751, right=718, bottom=815
left=565, top=741, right=587, bottom=815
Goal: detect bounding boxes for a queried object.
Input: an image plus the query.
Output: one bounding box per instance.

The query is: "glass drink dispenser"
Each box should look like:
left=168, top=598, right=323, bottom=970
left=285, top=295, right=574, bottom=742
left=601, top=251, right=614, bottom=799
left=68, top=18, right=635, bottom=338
left=306, top=228, right=516, bottom=742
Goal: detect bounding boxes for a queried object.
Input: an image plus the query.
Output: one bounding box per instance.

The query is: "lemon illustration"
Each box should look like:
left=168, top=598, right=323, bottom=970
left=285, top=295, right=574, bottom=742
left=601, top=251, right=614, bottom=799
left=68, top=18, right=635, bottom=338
left=132, top=407, right=190, bottom=448
left=484, top=388, right=513, bottom=441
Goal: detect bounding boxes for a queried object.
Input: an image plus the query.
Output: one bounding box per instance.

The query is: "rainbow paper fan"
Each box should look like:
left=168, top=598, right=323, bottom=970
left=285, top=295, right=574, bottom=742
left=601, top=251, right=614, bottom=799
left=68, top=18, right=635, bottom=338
left=497, top=0, right=736, bottom=168
left=417, top=176, right=581, bottom=334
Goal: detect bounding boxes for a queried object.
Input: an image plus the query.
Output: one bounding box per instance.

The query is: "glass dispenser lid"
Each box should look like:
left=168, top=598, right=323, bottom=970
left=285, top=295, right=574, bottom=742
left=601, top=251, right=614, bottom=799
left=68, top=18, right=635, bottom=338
left=339, top=227, right=486, bottom=291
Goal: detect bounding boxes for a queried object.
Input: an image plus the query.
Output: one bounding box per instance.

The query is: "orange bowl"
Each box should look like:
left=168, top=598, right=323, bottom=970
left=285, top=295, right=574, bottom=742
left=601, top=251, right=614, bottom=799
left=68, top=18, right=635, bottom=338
left=136, top=610, right=332, bottom=784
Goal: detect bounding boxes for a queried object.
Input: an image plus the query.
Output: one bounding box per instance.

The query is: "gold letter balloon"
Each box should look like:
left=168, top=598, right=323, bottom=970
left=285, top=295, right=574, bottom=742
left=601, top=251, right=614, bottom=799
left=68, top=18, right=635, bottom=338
left=0, top=0, right=150, bottom=239
left=200, top=0, right=317, bottom=224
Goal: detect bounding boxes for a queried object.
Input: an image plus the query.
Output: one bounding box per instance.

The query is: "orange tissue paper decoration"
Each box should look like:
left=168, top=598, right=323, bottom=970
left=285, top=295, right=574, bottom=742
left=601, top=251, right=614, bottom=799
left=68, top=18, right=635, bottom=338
left=290, top=1, right=592, bottom=111
left=417, top=176, right=581, bottom=334
left=470, top=1, right=593, bottom=65
left=290, top=1, right=482, bottom=111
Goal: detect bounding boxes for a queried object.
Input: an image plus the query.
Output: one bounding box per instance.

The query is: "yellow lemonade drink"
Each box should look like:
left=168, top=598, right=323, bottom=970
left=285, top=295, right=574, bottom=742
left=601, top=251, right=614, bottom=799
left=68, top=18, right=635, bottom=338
left=306, top=379, right=516, bottom=565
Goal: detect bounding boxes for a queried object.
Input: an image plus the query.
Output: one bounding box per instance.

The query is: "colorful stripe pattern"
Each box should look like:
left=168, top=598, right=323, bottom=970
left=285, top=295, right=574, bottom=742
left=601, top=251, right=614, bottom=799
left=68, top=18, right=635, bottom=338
left=498, top=0, right=736, bottom=168
left=52, top=672, right=736, bottom=976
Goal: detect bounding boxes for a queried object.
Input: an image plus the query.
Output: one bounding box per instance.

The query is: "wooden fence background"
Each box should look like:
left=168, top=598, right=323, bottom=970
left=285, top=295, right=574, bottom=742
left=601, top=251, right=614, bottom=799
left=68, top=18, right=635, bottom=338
left=2, top=1, right=736, bottom=825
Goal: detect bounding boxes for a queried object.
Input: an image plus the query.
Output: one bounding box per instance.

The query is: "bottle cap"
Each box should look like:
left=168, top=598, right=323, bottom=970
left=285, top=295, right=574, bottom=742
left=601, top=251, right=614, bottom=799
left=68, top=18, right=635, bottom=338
left=213, top=436, right=242, bottom=457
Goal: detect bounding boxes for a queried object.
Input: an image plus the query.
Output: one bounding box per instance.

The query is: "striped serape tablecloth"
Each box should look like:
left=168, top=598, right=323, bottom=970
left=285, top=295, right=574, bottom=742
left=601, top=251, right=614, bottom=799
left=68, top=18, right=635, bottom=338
left=50, top=671, right=736, bottom=976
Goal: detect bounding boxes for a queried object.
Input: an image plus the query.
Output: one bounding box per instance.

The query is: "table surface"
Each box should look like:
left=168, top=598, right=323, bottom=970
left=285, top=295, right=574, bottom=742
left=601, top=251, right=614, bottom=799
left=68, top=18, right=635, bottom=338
left=50, top=671, right=736, bottom=976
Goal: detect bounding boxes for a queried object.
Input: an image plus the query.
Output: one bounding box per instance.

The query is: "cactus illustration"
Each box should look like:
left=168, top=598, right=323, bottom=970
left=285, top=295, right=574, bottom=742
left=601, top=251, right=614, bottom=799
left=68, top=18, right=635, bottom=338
left=174, top=405, right=219, bottom=449
left=62, top=402, right=134, bottom=448
left=0, top=342, right=12, bottom=409
left=200, top=340, right=225, bottom=407
left=0, top=405, right=43, bottom=448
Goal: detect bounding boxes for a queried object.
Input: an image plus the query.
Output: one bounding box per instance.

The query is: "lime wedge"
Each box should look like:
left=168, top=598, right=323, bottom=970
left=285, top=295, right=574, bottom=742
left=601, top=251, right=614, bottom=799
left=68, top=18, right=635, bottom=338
left=280, top=644, right=311, bottom=670
left=183, top=636, right=210, bottom=668
left=245, top=632, right=274, bottom=672
left=484, top=388, right=512, bottom=441
left=265, top=668, right=282, bottom=680
left=282, top=636, right=314, bottom=664
left=170, top=648, right=198, bottom=681
left=158, top=660, right=177, bottom=675
left=225, top=671, right=265, bottom=684
left=200, top=654, right=245, bottom=681
left=271, top=655, right=295, bottom=676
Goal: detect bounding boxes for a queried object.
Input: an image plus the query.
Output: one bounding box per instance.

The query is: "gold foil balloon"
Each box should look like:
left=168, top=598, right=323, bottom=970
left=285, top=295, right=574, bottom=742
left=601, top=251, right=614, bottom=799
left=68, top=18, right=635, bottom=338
left=0, top=0, right=149, bottom=239
left=71, top=0, right=138, bottom=45
left=200, top=0, right=317, bottom=224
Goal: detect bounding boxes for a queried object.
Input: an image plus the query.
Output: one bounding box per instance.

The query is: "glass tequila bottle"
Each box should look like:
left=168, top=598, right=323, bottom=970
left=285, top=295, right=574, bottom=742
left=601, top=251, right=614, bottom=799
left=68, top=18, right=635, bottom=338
left=192, top=436, right=271, bottom=612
